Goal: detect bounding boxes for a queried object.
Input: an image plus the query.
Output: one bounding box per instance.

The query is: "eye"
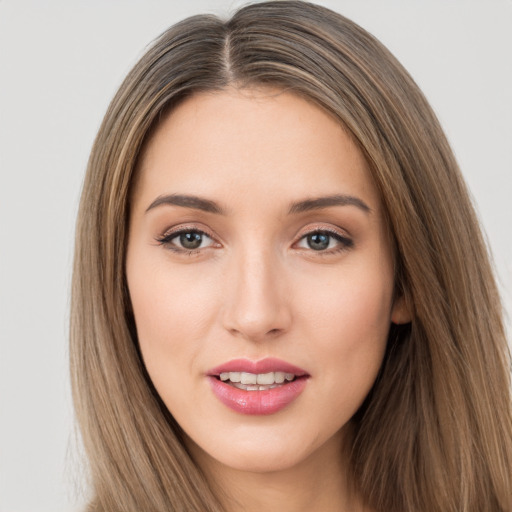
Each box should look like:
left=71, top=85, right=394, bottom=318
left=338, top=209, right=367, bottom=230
left=296, top=229, right=353, bottom=253
left=156, top=228, right=216, bottom=252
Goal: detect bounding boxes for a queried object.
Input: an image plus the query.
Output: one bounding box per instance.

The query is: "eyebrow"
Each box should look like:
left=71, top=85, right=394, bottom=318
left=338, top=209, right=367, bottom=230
left=288, top=194, right=371, bottom=215
left=145, top=193, right=371, bottom=216
left=146, top=194, right=226, bottom=215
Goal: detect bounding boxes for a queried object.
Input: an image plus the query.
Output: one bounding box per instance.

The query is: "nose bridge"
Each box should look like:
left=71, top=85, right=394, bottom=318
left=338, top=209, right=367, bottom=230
left=222, top=241, right=291, bottom=340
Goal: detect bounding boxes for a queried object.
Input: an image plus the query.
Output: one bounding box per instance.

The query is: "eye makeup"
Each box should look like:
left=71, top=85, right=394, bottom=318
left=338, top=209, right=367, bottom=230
left=155, top=223, right=354, bottom=257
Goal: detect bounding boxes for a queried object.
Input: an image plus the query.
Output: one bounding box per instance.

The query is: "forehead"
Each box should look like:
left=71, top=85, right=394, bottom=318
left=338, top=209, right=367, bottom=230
left=133, top=88, right=380, bottom=213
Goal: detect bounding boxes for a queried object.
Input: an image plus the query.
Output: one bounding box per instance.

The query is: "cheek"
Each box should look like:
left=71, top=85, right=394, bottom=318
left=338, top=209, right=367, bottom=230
left=300, top=260, right=393, bottom=342
left=129, top=244, right=218, bottom=322
left=126, top=251, right=220, bottom=383
left=295, top=262, right=393, bottom=405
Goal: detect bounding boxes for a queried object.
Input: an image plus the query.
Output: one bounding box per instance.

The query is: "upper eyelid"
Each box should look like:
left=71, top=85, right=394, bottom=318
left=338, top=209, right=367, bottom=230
left=295, top=223, right=351, bottom=240
left=158, top=224, right=216, bottom=240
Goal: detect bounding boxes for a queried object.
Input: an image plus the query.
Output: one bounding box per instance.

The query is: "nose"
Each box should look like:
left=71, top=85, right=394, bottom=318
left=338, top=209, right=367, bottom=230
left=221, top=247, right=292, bottom=342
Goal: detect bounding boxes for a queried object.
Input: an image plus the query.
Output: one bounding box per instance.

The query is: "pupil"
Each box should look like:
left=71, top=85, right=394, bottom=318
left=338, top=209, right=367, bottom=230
left=179, top=232, right=202, bottom=249
left=308, top=233, right=330, bottom=251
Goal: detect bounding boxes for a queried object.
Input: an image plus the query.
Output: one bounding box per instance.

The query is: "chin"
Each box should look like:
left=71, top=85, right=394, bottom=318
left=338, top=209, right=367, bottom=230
left=220, top=448, right=304, bottom=474
left=185, top=421, right=345, bottom=476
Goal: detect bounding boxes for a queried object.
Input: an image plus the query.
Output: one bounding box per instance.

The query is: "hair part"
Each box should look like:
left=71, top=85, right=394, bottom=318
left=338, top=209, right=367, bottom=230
left=71, top=2, right=512, bottom=510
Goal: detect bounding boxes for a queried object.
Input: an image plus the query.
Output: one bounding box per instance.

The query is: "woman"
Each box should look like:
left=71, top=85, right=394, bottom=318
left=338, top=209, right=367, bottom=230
left=70, top=1, right=512, bottom=510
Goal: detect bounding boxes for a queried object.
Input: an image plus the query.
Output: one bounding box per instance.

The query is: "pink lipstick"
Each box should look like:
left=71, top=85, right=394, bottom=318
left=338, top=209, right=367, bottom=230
left=207, top=358, right=309, bottom=415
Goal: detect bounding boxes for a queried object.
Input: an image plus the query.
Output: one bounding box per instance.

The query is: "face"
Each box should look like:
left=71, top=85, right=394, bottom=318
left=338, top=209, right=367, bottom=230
left=126, top=88, right=408, bottom=477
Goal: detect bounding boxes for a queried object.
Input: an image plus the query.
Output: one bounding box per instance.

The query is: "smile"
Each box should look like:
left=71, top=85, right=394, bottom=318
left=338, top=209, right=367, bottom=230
left=207, top=358, right=309, bottom=415
left=219, top=371, right=296, bottom=390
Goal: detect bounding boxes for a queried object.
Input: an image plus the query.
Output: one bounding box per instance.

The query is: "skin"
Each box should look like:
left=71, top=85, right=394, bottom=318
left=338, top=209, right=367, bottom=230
left=126, top=88, right=410, bottom=512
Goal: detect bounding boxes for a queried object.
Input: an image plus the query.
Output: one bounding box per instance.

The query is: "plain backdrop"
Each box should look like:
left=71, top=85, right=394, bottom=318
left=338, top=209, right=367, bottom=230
left=0, top=1, right=511, bottom=511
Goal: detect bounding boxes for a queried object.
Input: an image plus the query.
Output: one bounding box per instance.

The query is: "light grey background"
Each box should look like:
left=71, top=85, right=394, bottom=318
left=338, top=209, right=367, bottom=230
left=1, top=1, right=510, bottom=511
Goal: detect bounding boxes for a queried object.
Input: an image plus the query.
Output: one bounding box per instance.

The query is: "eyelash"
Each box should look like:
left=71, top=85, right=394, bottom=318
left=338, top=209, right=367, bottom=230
left=296, top=228, right=354, bottom=256
left=155, top=226, right=354, bottom=256
left=155, top=226, right=217, bottom=256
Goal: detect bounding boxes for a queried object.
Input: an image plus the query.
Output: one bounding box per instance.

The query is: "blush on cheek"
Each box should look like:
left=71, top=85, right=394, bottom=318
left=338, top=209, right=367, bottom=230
left=322, top=286, right=392, bottom=333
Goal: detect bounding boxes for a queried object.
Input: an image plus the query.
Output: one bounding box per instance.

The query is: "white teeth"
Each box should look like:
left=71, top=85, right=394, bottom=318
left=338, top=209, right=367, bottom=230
left=256, top=372, right=274, bottom=385
left=240, top=372, right=257, bottom=385
left=232, top=383, right=282, bottom=391
left=274, top=371, right=285, bottom=383
left=219, top=371, right=298, bottom=386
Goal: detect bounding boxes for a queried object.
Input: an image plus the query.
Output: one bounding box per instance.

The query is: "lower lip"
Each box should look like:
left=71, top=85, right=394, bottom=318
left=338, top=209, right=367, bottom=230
left=207, top=376, right=308, bottom=415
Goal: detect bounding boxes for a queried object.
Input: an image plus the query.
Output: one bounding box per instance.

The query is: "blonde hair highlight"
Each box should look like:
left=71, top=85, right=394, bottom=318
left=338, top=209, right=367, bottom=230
left=71, top=2, right=512, bottom=510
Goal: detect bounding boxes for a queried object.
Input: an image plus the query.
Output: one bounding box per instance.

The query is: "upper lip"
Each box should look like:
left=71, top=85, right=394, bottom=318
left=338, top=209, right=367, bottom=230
left=207, top=357, right=309, bottom=377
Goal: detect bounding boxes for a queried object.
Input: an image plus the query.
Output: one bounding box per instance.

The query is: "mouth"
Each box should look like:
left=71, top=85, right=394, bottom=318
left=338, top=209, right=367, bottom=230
left=214, top=371, right=302, bottom=391
left=207, top=358, right=309, bottom=415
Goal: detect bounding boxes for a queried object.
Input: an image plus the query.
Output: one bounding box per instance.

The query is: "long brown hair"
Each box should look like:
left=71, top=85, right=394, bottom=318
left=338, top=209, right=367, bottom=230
left=71, top=2, right=512, bottom=510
